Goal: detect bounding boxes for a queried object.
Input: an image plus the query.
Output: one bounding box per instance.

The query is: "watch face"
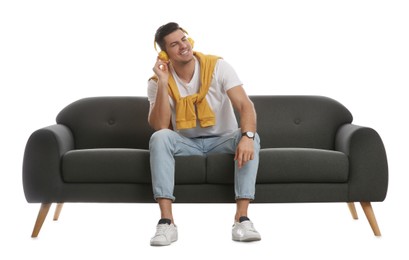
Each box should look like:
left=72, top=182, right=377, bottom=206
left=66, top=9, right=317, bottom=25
left=247, top=132, right=255, bottom=138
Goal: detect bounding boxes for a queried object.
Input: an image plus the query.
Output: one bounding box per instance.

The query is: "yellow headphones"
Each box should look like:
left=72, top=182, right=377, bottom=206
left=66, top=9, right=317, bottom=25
left=154, top=29, right=195, bottom=62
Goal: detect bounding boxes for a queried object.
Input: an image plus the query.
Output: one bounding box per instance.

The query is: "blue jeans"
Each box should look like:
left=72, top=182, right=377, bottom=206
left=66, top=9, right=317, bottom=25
left=149, top=129, right=260, bottom=201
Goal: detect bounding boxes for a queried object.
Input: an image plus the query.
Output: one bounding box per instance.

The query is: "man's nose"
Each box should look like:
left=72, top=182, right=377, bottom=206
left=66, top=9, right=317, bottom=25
left=180, top=41, right=188, bottom=48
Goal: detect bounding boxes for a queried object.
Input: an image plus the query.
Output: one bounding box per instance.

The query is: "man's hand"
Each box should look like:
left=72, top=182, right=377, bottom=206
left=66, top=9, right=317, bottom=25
left=234, top=137, right=255, bottom=168
left=153, top=58, right=170, bottom=80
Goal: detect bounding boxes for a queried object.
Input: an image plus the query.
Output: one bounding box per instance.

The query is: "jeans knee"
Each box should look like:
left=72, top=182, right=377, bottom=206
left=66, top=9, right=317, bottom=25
left=149, top=129, right=174, bottom=148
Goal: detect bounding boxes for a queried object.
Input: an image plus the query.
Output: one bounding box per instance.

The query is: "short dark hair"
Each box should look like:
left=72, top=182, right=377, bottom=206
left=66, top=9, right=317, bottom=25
left=155, top=22, right=183, bottom=51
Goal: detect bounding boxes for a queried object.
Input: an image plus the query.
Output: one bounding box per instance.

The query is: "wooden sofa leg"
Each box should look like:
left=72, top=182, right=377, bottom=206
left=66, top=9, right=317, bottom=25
left=53, top=203, right=64, bottom=221
left=347, top=202, right=358, bottom=219
left=360, top=202, right=381, bottom=236
left=31, top=203, right=52, bottom=238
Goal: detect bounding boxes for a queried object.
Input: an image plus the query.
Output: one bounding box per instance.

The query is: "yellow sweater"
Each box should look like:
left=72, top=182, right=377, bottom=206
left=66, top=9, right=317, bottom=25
left=151, top=52, right=221, bottom=130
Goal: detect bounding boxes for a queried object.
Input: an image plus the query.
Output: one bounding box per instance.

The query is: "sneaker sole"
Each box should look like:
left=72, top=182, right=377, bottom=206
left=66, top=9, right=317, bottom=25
left=150, top=238, right=177, bottom=246
left=150, top=241, right=171, bottom=246
left=232, top=236, right=261, bottom=242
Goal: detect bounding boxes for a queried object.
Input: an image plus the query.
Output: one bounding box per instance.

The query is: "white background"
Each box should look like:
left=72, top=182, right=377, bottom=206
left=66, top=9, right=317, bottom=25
left=1, top=0, right=408, bottom=259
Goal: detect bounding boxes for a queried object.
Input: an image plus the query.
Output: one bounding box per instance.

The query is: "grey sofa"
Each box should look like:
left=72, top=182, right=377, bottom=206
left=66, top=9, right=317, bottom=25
left=22, top=95, right=388, bottom=237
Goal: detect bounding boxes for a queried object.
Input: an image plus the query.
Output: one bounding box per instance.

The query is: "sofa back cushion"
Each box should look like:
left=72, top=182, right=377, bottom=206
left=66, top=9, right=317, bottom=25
left=248, top=96, right=353, bottom=149
left=57, top=96, right=154, bottom=149
left=57, top=95, right=352, bottom=150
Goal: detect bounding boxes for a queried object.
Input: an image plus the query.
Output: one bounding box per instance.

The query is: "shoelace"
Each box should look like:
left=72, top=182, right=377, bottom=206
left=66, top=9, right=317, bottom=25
left=155, top=224, right=170, bottom=235
left=240, top=221, right=256, bottom=231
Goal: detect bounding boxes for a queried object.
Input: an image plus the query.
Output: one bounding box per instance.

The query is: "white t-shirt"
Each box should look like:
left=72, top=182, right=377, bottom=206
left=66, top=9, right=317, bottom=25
left=147, top=57, right=242, bottom=138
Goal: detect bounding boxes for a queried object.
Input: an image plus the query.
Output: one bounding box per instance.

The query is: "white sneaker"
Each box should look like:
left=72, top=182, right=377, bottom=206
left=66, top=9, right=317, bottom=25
left=150, top=219, right=178, bottom=246
left=232, top=216, right=261, bottom=242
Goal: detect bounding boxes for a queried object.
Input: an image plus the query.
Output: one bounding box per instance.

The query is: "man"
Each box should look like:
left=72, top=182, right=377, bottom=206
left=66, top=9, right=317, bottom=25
left=147, top=22, right=261, bottom=246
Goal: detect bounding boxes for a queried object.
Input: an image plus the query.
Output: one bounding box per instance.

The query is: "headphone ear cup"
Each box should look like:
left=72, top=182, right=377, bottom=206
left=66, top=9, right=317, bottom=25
left=158, top=51, right=169, bottom=61
left=188, top=37, right=195, bottom=49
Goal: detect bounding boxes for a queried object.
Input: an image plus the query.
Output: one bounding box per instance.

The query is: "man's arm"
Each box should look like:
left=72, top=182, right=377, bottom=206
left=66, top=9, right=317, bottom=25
left=227, top=85, right=257, bottom=168
left=148, top=60, right=173, bottom=130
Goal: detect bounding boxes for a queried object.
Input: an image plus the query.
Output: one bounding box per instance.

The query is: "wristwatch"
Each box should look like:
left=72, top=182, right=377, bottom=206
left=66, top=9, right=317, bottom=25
left=242, top=131, right=255, bottom=140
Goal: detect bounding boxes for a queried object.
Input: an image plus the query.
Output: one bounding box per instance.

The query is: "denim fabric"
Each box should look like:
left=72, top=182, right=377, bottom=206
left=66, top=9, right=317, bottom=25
left=149, top=129, right=260, bottom=201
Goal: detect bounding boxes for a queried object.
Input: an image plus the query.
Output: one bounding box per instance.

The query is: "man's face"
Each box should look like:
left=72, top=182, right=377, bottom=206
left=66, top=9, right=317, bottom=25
left=163, top=29, right=194, bottom=63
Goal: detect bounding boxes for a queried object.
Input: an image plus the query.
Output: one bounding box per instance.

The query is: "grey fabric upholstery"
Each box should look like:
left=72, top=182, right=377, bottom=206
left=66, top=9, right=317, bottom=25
left=23, top=96, right=388, bottom=237
left=23, top=95, right=388, bottom=204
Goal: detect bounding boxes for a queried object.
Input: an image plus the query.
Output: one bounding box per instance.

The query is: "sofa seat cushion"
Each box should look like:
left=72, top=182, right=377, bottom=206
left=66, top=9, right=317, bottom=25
left=206, top=148, right=348, bottom=184
left=257, top=148, right=349, bottom=183
left=62, top=149, right=206, bottom=184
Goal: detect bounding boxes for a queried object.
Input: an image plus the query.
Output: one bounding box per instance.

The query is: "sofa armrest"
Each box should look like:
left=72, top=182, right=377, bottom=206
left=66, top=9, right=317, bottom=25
left=335, top=124, right=388, bottom=202
left=23, top=124, right=74, bottom=203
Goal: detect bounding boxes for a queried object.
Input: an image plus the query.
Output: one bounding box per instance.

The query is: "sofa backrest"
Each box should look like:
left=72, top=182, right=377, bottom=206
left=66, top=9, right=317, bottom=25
left=57, top=96, right=154, bottom=149
left=249, top=95, right=353, bottom=150
left=57, top=95, right=352, bottom=150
